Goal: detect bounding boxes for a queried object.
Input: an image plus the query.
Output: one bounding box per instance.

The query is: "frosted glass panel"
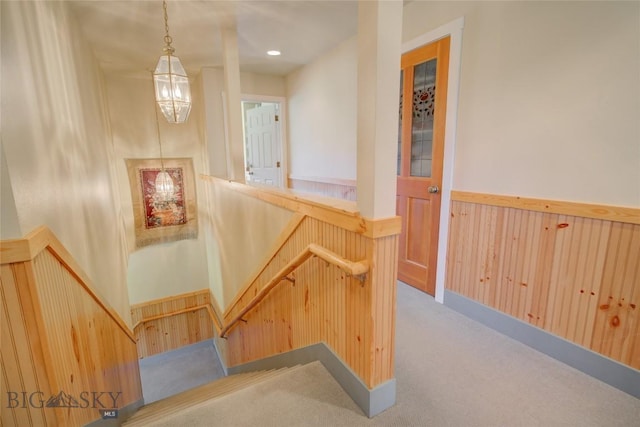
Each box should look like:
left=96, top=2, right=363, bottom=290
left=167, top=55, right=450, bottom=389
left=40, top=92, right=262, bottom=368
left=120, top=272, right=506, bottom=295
left=410, top=59, right=436, bottom=177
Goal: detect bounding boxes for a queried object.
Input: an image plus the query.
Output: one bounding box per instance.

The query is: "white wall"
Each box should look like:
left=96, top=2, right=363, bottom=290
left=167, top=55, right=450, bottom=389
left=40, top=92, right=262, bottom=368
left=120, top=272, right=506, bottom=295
left=201, top=68, right=287, bottom=178
left=1, top=144, right=21, bottom=239
left=403, top=1, right=640, bottom=207
left=204, top=182, right=293, bottom=309
left=105, top=71, right=210, bottom=305
left=199, top=69, right=290, bottom=308
left=1, top=1, right=132, bottom=322
left=286, top=37, right=358, bottom=181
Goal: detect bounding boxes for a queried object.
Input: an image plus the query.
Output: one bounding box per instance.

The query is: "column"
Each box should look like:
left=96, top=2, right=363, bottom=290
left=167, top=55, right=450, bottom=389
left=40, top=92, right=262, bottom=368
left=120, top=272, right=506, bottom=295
left=356, top=0, right=403, bottom=218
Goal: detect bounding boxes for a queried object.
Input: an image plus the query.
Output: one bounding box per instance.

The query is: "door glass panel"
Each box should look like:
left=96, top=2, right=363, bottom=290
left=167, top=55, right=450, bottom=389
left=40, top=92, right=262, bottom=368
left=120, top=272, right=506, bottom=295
left=410, top=58, right=437, bottom=177
left=397, top=71, right=403, bottom=176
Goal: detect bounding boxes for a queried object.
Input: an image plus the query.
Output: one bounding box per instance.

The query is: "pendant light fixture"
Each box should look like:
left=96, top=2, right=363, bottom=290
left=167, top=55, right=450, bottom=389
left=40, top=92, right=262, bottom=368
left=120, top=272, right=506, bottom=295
left=153, top=0, right=191, bottom=123
left=152, top=74, right=175, bottom=201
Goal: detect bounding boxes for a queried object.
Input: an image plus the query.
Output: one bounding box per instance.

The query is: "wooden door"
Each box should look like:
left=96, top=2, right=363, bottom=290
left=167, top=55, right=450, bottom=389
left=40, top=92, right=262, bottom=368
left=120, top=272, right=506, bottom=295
left=245, top=103, right=282, bottom=187
left=397, top=37, right=450, bottom=295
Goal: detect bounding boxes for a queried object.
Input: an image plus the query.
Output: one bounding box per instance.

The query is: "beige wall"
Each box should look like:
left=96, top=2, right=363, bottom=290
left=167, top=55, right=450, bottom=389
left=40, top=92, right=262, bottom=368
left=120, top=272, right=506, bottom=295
left=403, top=1, right=640, bottom=207
left=1, top=1, right=132, bottom=323
left=201, top=68, right=286, bottom=178
left=104, top=71, right=211, bottom=305
left=283, top=2, right=639, bottom=208
left=199, top=69, right=292, bottom=309
left=1, top=145, right=20, bottom=239
left=286, top=37, right=358, bottom=181
left=203, top=181, right=293, bottom=309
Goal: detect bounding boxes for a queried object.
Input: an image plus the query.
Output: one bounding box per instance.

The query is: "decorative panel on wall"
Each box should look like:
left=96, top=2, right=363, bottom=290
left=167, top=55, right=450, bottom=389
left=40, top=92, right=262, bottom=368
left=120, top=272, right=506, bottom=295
left=131, top=290, right=215, bottom=358
left=446, top=194, right=640, bottom=370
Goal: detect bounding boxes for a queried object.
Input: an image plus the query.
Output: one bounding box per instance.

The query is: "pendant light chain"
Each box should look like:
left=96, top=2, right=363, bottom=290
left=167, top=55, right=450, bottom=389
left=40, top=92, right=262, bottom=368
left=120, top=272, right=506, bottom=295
left=161, top=0, right=177, bottom=120
left=151, top=72, right=166, bottom=172
left=162, top=0, right=174, bottom=54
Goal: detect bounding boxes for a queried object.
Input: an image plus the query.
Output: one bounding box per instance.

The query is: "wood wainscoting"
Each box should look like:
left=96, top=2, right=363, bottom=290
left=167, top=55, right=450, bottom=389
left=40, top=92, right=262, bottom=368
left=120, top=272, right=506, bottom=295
left=131, top=290, right=218, bottom=359
left=205, top=177, right=399, bottom=390
left=1, top=227, right=143, bottom=427
left=288, top=175, right=357, bottom=201
left=446, top=191, right=640, bottom=370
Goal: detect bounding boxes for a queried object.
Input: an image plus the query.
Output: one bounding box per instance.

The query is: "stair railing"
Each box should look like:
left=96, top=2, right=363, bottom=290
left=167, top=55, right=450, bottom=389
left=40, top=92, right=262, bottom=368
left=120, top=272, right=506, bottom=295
left=133, top=303, right=224, bottom=334
left=219, top=243, right=368, bottom=338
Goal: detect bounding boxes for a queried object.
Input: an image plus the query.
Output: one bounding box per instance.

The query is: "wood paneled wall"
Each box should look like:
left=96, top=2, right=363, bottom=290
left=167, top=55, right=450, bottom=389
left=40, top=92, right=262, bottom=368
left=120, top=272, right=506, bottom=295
left=131, top=290, right=216, bottom=358
left=207, top=178, right=399, bottom=389
left=288, top=175, right=357, bottom=201
left=446, top=193, right=640, bottom=370
left=1, top=227, right=143, bottom=427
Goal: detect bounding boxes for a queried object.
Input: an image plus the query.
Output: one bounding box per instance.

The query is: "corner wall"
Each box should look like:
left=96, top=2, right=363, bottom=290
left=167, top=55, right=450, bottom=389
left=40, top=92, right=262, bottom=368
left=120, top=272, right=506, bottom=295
left=104, top=71, right=210, bottom=305
left=1, top=1, right=131, bottom=321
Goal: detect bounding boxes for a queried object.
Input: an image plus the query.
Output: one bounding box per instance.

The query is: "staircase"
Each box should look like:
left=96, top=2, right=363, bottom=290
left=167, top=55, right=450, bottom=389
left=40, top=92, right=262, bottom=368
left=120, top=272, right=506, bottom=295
left=123, top=367, right=297, bottom=426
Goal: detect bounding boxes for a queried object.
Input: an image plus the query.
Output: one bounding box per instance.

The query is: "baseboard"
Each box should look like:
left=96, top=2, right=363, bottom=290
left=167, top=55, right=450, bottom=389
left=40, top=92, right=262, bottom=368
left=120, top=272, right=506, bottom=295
left=83, top=398, right=144, bottom=427
left=444, top=290, right=640, bottom=399
left=217, top=342, right=395, bottom=418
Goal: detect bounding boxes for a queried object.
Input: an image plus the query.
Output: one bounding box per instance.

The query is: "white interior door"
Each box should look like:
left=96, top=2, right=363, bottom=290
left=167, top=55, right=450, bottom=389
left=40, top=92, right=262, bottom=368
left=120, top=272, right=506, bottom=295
left=244, top=103, right=281, bottom=187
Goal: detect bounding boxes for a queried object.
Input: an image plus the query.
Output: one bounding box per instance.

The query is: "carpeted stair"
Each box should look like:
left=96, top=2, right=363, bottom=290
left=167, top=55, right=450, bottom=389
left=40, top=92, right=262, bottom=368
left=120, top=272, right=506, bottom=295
left=123, top=366, right=300, bottom=426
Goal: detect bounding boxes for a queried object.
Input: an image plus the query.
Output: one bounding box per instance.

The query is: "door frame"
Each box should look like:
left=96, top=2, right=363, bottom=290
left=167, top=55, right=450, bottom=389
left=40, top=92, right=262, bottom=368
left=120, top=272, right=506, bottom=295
left=240, top=94, right=288, bottom=189
left=401, top=17, right=464, bottom=303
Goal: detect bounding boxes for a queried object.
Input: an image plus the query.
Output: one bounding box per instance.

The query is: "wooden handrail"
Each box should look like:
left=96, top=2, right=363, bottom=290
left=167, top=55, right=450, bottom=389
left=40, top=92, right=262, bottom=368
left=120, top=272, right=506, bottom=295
left=220, top=243, right=368, bottom=338
left=1, top=226, right=136, bottom=343
left=133, top=303, right=223, bottom=335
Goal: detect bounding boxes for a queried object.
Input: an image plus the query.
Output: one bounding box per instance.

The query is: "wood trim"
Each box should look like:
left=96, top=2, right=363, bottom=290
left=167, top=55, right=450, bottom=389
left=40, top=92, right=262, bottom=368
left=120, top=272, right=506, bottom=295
left=288, top=175, right=357, bottom=187
left=130, top=289, right=211, bottom=309
left=0, top=225, right=50, bottom=264
left=201, top=175, right=401, bottom=238
left=133, top=304, right=221, bottom=333
left=221, top=243, right=369, bottom=338
left=1, top=226, right=136, bottom=342
left=451, top=191, right=640, bottom=225
left=363, top=216, right=402, bottom=239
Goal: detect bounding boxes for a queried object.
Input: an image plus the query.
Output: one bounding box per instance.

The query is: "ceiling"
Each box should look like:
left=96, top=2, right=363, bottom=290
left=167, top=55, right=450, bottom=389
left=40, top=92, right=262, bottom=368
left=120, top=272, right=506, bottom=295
left=68, top=0, right=359, bottom=77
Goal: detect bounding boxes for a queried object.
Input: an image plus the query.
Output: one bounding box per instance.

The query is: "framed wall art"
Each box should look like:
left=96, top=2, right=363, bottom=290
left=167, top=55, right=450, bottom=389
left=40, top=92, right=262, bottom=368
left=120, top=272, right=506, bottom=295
left=125, top=157, right=198, bottom=249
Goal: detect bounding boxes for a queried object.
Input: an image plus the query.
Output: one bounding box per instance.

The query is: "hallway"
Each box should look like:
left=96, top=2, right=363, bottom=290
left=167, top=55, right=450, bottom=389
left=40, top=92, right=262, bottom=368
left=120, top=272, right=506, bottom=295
left=139, top=282, right=640, bottom=425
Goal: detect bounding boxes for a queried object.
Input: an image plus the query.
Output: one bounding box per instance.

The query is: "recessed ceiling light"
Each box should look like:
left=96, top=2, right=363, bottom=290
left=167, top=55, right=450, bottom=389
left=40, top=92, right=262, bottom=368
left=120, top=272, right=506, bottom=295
left=267, top=50, right=281, bottom=56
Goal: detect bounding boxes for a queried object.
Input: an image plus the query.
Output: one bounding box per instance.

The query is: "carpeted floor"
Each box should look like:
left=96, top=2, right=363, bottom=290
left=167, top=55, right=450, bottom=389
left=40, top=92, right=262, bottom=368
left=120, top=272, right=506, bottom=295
left=139, top=339, right=225, bottom=403
left=138, top=282, right=640, bottom=426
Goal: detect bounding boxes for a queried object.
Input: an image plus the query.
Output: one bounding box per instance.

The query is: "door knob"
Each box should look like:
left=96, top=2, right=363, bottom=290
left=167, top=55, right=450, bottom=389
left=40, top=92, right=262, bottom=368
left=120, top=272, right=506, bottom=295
left=427, top=185, right=439, bottom=194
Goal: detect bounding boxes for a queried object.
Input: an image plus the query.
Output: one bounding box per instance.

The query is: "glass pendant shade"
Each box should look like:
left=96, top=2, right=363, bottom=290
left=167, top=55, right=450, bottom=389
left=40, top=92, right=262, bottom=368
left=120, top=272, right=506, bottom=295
left=153, top=54, right=191, bottom=123
left=155, top=170, right=175, bottom=201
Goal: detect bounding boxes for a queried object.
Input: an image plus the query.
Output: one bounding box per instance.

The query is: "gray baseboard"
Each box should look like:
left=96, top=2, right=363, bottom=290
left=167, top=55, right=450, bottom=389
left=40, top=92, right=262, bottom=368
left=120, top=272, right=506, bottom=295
left=217, top=342, right=396, bottom=418
left=444, top=290, right=640, bottom=399
left=84, top=398, right=144, bottom=427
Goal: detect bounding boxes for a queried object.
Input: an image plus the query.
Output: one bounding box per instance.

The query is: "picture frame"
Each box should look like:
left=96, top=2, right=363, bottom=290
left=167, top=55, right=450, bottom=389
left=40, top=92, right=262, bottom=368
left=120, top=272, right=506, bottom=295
left=125, top=157, right=198, bottom=249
